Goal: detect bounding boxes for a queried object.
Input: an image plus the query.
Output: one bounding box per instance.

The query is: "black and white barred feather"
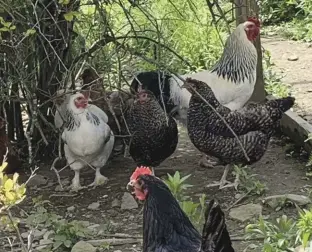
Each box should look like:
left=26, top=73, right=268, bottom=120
left=186, top=78, right=295, bottom=165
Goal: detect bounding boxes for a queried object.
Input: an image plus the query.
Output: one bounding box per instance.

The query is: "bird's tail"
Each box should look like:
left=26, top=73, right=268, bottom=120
left=265, top=96, right=295, bottom=121
left=200, top=199, right=235, bottom=252
left=267, top=96, right=295, bottom=112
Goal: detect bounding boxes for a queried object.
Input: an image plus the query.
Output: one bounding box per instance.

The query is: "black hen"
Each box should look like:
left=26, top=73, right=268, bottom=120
left=124, top=90, right=178, bottom=174
left=184, top=78, right=295, bottom=189
left=130, top=71, right=176, bottom=115
left=127, top=166, right=235, bottom=252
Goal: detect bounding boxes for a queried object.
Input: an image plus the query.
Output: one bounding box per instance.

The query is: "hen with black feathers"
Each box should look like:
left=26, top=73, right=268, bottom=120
left=130, top=71, right=176, bottom=116
left=124, top=90, right=178, bottom=174
left=184, top=78, right=295, bottom=189
left=127, top=166, right=235, bottom=252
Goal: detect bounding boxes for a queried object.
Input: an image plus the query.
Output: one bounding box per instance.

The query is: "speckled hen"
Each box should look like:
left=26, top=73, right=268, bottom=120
left=184, top=78, right=295, bottom=189
left=124, top=90, right=178, bottom=174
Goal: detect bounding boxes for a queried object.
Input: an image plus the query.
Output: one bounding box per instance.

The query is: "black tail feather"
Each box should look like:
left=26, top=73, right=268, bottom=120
left=200, top=200, right=235, bottom=252
left=267, top=96, right=295, bottom=113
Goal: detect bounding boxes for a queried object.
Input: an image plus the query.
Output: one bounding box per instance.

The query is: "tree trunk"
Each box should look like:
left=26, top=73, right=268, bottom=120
left=234, top=0, right=266, bottom=102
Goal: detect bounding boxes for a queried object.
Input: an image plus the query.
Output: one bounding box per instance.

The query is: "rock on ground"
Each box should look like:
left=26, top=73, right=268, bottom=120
left=71, top=241, right=96, bottom=252
left=27, top=175, right=48, bottom=187
left=120, top=192, right=138, bottom=210
left=229, top=203, right=262, bottom=222
left=88, top=201, right=100, bottom=210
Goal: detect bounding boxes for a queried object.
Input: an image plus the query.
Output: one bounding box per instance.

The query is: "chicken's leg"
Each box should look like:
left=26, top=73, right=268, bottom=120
left=71, top=170, right=86, bottom=192
left=88, top=167, right=109, bottom=188
left=206, top=164, right=239, bottom=190
left=199, top=154, right=220, bottom=168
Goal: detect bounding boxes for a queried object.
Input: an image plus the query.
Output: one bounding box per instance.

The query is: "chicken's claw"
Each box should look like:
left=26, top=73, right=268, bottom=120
left=88, top=170, right=108, bottom=188
left=199, top=155, right=219, bottom=168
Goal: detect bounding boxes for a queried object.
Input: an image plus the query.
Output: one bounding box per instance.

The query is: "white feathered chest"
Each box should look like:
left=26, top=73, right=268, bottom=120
left=62, top=109, right=110, bottom=157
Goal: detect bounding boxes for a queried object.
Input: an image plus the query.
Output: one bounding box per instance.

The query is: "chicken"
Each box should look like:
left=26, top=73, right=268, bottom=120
left=79, top=68, right=125, bottom=156
left=123, top=90, right=178, bottom=174
left=62, top=92, right=115, bottom=191
left=183, top=78, right=295, bottom=189
left=130, top=17, right=261, bottom=168
left=126, top=166, right=235, bottom=252
left=0, top=118, right=21, bottom=174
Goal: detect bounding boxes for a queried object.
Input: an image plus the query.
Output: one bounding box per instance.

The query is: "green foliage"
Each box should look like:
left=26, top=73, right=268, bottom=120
left=164, top=171, right=193, bottom=201
left=261, top=0, right=312, bottom=42
left=262, top=50, right=291, bottom=98
left=25, top=197, right=113, bottom=251
left=74, top=0, right=230, bottom=82
left=297, top=209, right=312, bottom=247
left=163, top=171, right=206, bottom=230
left=233, top=165, right=267, bottom=196
left=246, top=208, right=312, bottom=251
left=0, top=162, right=26, bottom=211
left=246, top=215, right=298, bottom=251
left=260, top=0, right=303, bottom=25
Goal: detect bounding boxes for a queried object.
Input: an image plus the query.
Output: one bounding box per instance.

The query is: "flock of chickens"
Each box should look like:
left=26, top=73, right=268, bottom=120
left=0, top=17, right=296, bottom=251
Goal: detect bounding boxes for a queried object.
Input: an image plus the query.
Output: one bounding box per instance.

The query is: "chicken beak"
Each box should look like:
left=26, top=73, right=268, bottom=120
left=126, top=180, right=135, bottom=192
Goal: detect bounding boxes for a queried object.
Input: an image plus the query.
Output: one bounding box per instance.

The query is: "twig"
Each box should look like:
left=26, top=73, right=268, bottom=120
left=50, top=157, right=64, bottom=190
left=7, top=210, right=27, bottom=252
left=102, top=233, right=142, bottom=239
left=226, top=190, right=252, bottom=211
left=86, top=238, right=142, bottom=246
left=49, top=193, right=78, bottom=198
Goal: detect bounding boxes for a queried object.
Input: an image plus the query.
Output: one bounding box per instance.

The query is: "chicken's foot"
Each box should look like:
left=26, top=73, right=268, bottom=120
left=70, top=170, right=86, bottom=192
left=206, top=164, right=239, bottom=190
left=88, top=168, right=109, bottom=188
left=199, top=154, right=219, bottom=168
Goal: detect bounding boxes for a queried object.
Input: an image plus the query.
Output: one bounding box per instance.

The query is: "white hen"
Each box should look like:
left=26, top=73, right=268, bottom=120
left=62, top=92, right=115, bottom=191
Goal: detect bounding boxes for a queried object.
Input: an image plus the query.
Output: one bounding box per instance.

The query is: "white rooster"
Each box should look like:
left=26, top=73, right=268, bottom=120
left=130, top=17, right=260, bottom=167
left=62, top=92, right=115, bottom=191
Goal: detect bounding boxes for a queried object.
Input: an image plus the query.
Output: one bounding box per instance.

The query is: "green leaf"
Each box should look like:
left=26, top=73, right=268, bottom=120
left=58, top=0, right=70, bottom=4
left=0, top=27, right=9, bottom=32
left=5, top=191, right=14, bottom=201
left=53, top=240, right=63, bottom=249
left=4, top=179, right=13, bottom=191
left=63, top=11, right=80, bottom=22
left=54, top=234, right=67, bottom=242
left=25, top=29, right=36, bottom=37
left=63, top=240, right=72, bottom=248
left=302, top=232, right=310, bottom=247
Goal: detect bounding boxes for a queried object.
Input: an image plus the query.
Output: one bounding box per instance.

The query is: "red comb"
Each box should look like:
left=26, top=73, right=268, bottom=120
left=130, top=166, right=153, bottom=181
left=247, top=16, right=261, bottom=27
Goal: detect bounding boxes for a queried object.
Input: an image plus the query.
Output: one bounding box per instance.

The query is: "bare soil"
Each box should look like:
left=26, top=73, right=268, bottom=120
left=2, top=36, right=312, bottom=252
left=262, top=36, right=312, bottom=122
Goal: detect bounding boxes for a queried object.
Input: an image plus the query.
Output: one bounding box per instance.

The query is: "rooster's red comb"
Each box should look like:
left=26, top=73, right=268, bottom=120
left=130, top=166, right=153, bottom=181
left=247, top=16, right=261, bottom=27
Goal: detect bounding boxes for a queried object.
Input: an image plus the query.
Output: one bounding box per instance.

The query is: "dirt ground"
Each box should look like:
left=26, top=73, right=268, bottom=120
left=262, top=36, right=312, bottom=122
left=2, top=36, right=312, bottom=252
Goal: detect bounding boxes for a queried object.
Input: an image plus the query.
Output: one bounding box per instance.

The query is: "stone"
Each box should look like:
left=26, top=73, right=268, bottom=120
left=88, top=202, right=100, bottom=210
left=229, top=203, right=262, bottom=222
left=120, top=192, right=138, bottom=210
left=67, top=206, right=75, bottom=212
left=71, top=241, right=96, bottom=252
left=111, top=198, right=120, bottom=208
left=27, top=175, right=48, bottom=187
left=287, top=55, right=299, bottom=61
left=87, top=224, right=100, bottom=231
